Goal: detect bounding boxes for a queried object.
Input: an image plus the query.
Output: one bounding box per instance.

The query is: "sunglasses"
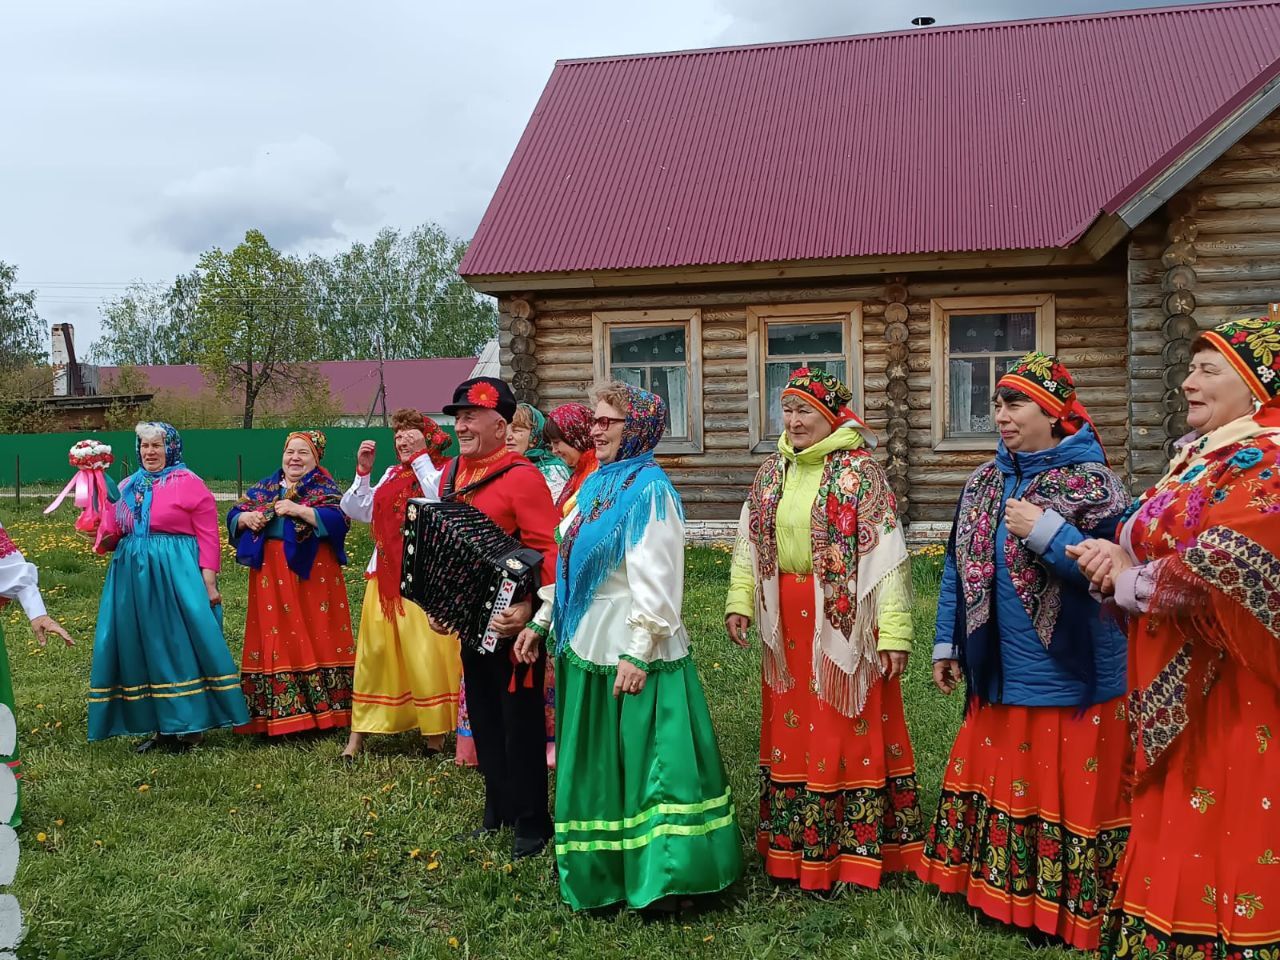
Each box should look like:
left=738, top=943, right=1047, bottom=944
left=590, top=416, right=627, bottom=430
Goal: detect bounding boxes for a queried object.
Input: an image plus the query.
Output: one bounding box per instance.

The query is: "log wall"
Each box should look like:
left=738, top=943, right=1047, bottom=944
left=512, top=264, right=1130, bottom=523
left=1127, top=109, right=1280, bottom=490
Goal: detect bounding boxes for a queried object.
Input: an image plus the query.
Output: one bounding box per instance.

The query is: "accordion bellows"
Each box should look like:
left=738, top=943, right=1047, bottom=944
left=400, top=499, right=544, bottom=653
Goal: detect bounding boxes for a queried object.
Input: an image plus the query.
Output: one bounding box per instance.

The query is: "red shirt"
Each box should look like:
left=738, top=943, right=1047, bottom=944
left=437, top=447, right=559, bottom=585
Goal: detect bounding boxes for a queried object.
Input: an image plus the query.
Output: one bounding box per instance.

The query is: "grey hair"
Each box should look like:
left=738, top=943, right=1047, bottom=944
left=135, top=422, right=166, bottom=443
left=589, top=380, right=632, bottom=415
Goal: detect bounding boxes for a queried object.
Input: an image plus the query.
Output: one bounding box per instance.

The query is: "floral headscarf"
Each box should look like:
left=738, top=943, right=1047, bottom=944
left=549, top=403, right=594, bottom=453
left=1195, top=317, right=1280, bottom=402
left=116, top=422, right=186, bottom=535
left=997, top=352, right=1106, bottom=461
left=783, top=367, right=868, bottom=430
left=286, top=429, right=327, bottom=463
left=418, top=415, right=453, bottom=468
left=615, top=383, right=668, bottom=461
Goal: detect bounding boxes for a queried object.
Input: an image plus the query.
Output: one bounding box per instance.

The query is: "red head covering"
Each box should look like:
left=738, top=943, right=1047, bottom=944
left=996, top=352, right=1106, bottom=460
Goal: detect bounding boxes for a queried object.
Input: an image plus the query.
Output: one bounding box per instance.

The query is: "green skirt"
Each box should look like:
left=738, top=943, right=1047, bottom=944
left=554, top=651, right=743, bottom=911
left=0, top=622, right=19, bottom=828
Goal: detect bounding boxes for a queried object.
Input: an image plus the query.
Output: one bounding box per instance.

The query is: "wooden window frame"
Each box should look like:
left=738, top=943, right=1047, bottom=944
left=745, top=302, right=864, bottom=453
left=930, top=294, right=1057, bottom=451
left=592, top=307, right=703, bottom=455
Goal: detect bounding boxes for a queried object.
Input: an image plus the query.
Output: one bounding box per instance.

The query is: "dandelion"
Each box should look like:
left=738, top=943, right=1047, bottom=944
left=448, top=938, right=459, bottom=949
left=138, top=784, right=151, bottom=793
left=409, top=849, right=421, bottom=859
left=54, top=819, right=63, bottom=826
left=36, top=832, right=46, bottom=842
left=503, top=863, right=513, bottom=874
left=703, top=935, right=715, bottom=943
left=428, top=861, right=440, bottom=871
left=367, top=811, right=378, bottom=821
left=254, top=783, right=262, bottom=790
left=229, top=808, right=238, bottom=815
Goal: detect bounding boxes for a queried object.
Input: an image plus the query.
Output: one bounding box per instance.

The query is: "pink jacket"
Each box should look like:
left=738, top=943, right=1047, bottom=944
left=95, top=470, right=222, bottom=571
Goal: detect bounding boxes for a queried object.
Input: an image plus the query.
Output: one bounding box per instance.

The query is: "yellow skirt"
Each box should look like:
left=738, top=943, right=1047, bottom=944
left=352, top=579, right=462, bottom=736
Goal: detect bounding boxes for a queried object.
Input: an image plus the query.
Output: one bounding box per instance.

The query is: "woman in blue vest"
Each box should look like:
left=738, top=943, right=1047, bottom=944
left=915, top=353, right=1131, bottom=951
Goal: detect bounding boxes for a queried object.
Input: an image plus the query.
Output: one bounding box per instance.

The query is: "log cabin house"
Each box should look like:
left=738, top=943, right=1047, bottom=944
left=460, top=0, right=1280, bottom=537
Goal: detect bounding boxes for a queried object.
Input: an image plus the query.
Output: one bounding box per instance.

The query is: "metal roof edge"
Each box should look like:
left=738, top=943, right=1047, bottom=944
left=1107, top=60, right=1280, bottom=230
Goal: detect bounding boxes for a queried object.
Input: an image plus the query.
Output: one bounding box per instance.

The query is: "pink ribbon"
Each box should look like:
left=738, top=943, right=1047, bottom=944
left=45, top=467, right=112, bottom=532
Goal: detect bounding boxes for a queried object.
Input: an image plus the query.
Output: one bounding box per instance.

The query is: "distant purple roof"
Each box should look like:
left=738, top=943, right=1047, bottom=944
left=98, top=358, right=478, bottom=416
left=461, top=0, right=1280, bottom=276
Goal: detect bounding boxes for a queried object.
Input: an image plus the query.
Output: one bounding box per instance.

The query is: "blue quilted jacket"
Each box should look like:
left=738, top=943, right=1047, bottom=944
left=932, top=426, right=1128, bottom=707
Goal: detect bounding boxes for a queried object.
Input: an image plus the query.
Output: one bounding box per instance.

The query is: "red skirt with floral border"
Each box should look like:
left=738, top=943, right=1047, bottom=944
left=1099, top=662, right=1280, bottom=960
left=237, top=540, right=355, bottom=736
left=916, top=698, right=1132, bottom=950
left=756, top=573, right=925, bottom=892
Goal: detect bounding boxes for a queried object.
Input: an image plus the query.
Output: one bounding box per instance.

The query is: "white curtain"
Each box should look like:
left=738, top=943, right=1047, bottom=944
left=950, top=360, right=973, bottom=434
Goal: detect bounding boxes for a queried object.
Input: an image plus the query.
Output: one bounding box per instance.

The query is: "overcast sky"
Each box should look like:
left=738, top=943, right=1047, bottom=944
left=1, top=0, right=1207, bottom=351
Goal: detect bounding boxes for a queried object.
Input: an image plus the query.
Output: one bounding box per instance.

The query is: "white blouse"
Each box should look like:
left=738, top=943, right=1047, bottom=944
left=0, top=520, right=47, bottom=621
left=533, top=490, right=689, bottom=668
left=340, top=454, right=443, bottom=575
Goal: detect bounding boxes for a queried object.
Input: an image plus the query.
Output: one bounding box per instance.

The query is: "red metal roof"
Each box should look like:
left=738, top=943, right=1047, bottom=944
left=99, top=357, right=479, bottom=416
left=461, top=1, right=1280, bottom=277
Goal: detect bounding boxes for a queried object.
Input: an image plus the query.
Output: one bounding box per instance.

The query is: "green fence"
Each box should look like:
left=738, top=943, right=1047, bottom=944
left=0, top=427, right=458, bottom=487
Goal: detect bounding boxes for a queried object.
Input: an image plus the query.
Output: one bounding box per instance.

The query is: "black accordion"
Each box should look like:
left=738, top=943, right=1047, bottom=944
left=399, top=498, right=544, bottom=653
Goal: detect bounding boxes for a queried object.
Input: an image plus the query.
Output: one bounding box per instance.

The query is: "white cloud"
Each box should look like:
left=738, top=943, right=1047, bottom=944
left=139, top=136, right=383, bottom=254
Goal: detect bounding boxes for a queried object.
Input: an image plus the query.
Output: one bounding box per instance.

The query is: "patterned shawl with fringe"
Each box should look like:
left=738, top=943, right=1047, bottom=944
left=739, top=442, right=909, bottom=718
left=1124, top=399, right=1280, bottom=782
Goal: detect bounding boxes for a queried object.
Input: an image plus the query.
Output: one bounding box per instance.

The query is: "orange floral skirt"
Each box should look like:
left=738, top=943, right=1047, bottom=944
left=916, top=698, right=1132, bottom=950
left=756, top=573, right=925, bottom=891
left=1100, top=663, right=1280, bottom=959
left=237, top=540, right=355, bottom=736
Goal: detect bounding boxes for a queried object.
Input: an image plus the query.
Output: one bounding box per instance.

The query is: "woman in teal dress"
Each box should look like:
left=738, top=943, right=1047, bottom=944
left=517, top=381, right=742, bottom=911
left=90, top=422, right=249, bottom=750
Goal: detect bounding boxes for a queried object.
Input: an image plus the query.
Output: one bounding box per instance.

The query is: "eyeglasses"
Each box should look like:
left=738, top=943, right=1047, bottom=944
left=590, top=416, right=627, bottom=430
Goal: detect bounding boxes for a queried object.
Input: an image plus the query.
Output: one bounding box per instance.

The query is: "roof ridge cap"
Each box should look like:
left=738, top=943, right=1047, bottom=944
left=554, top=0, right=1280, bottom=67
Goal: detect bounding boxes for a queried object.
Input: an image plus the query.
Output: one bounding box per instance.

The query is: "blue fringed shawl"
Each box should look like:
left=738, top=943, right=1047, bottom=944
left=552, top=456, right=682, bottom=654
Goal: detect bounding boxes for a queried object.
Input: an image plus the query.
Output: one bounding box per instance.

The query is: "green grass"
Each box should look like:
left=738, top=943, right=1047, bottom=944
left=4, top=502, right=1066, bottom=960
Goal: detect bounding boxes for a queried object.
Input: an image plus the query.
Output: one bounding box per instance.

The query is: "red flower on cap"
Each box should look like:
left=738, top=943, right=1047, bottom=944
left=810, top=381, right=828, bottom=400
left=791, top=366, right=812, bottom=378
left=466, top=381, right=500, bottom=409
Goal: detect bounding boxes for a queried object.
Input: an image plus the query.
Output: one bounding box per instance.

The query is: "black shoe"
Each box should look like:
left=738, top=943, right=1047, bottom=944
left=134, top=733, right=178, bottom=754
left=512, top=835, right=549, bottom=860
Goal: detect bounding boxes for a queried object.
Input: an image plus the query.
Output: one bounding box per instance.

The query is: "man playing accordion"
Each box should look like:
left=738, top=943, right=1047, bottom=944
left=434, top=377, right=559, bottom=860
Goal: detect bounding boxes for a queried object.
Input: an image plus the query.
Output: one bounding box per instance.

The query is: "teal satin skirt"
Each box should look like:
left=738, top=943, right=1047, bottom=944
left=88, top=533, right=248, bottom=740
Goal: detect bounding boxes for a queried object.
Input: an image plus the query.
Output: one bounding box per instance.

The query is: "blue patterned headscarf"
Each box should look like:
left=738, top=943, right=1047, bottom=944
left=117, top=421, right=186, bottom=535
left=553, top=384, right=680, bottom=652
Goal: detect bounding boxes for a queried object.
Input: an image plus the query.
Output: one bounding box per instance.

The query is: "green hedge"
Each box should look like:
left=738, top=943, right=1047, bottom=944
left=0, top=427, right=457, bottom=486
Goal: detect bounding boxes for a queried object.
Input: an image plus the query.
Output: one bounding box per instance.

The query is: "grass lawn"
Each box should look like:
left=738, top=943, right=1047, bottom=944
left=4, top=501, right=1067, bottom=960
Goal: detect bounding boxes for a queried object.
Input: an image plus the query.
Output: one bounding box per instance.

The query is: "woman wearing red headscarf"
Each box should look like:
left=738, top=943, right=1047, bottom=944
left=725, top=367, right=923, bottom=892
left=338, top=410, right=459, bottom=761
left=228, top=429, right=355, bottom=737
left=547, top=403, right=598, bottom=515
left=915, top=352, right=1132, bottom=949
left=1073, top=319, right=1280, bottom=960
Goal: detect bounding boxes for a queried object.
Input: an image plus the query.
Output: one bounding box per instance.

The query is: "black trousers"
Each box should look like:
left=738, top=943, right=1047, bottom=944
left=460, top=642, right=552, bottom=842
